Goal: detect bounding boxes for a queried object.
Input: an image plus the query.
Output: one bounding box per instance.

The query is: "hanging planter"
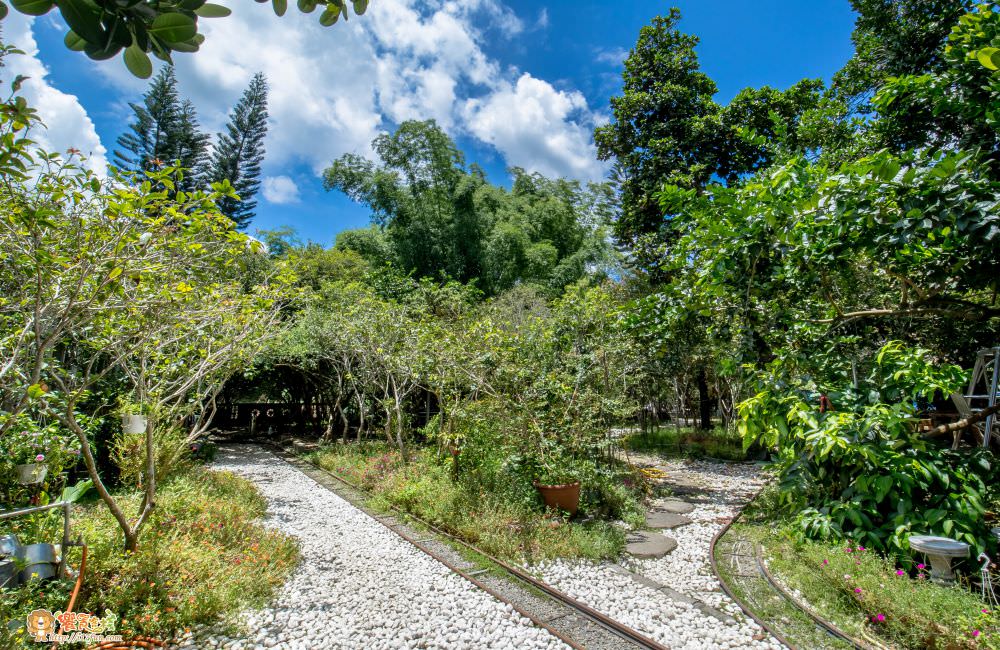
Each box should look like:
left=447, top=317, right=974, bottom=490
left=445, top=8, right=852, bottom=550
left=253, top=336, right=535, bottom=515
left=122, top=413, right=147, bottom=435
left=16, top=462, right=47, bottom=486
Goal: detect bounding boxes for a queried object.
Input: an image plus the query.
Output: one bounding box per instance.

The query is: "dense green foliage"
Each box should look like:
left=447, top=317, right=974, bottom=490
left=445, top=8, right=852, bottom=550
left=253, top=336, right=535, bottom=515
left=1, top=54, right=294, bottom=551
left=264, top=249, right=646, bottom=518
left=618, top=3, right=1000, bottom=559
left=741, top=343, right=996, bottom=556
left=325, top=120, right=618, bottom=295
left=594, top=8, right=825, bottom=262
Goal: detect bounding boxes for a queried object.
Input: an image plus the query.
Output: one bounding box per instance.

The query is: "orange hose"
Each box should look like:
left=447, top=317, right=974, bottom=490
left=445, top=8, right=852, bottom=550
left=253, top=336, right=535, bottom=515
left=51, top=544, right=87, bottom=650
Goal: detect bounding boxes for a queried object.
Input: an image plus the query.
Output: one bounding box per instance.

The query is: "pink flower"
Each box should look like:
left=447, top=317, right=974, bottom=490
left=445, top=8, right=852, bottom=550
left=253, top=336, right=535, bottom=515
left=973, top=630, right=981, bottom=638
left=871, top=614, right=886, bottom=623
left=858, top=546, right=866, bottom=551
left=845, top=547, right=853, bottom=553
left=822, top=560, right=829, bottom=566
left=34, top=454, right=44, bottom=462
left=896, top=570, right=905, bottom=576
left=917, top=563, right=925, bottom=570
left=854, top=587, right=862, bottom=594
left=844, top=574, right=851, bottom=580
left=984, top=609, right=990, bottom=614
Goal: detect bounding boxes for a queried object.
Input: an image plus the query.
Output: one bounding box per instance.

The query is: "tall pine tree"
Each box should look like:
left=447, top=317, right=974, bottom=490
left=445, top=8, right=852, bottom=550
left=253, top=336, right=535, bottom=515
left=173, top=100, right=210, bottom=194
left=207, top=73, right=269, bottom=229
left=115, top=67, right=209, bottom=194
left=114, top=66, right=180, bottom=173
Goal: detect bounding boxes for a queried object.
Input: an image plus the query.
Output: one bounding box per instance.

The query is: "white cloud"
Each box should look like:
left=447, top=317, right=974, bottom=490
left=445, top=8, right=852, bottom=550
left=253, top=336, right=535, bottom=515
left=595, top=47, right=629, bottom=67
left=262, top=175, right=301, bottom=204
left=91, top=0, right=606, bottom=183
left=2, top=13, right=108, bottom=174
left=536, top=8, right=549, bottom=30
left=463, top=73, right=608, bottom=181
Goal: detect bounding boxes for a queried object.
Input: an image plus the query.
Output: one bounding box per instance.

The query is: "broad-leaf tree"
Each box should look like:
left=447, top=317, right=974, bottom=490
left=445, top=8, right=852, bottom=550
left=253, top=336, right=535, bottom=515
left=0, top=0, right=370, bottom=79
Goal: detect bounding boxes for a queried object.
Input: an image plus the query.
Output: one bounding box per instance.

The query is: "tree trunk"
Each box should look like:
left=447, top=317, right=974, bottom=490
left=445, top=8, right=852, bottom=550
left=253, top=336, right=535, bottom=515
left=355, top=390, right=365, bottom=442
left=66, top=410, right=137, bottom=552
left=390, top=377, right=409, bottom=463
left=697, top=368, right=712, bottom=430
left=338, top=401, right=349, bottom=443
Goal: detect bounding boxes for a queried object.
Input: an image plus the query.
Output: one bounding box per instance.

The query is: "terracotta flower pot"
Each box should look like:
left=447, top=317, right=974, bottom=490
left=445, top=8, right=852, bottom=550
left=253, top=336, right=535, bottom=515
left=534, top=480, right=581, bottom=516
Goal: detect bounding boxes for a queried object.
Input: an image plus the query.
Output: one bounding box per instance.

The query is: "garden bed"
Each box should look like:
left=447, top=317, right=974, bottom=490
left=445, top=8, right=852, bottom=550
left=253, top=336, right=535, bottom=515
left=305, top=442, right=640, bottom=563
left=720, top=494, right=997, bottom=649
left=0, top=468, right=298, bottom=648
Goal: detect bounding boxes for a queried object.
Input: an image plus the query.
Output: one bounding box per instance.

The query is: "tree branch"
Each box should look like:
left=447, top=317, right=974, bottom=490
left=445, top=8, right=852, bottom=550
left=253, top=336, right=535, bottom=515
left=925, top=403, right=1000, bottom=438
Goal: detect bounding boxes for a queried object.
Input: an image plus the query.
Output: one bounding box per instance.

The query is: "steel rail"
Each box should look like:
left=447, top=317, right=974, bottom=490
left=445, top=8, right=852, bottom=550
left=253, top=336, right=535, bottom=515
left=708, top=488, right=879, bottom=650
left=707, top=489, right=799, bottom=650
left=753, top=543, right=878, bottom=650
left=267, top=442, right=670, bottom=650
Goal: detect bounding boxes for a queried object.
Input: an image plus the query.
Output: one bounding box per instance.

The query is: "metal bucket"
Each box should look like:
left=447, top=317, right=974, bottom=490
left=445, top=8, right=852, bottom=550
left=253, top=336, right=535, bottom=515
left=0, top=534, right=20, bottom=558
left=18, top=543, right=57, bottom=583
left=0, top=559, right=16, bottom=588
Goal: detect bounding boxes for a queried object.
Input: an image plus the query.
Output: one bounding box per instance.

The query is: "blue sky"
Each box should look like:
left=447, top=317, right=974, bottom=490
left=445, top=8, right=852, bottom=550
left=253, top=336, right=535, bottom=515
left=6, top=1, right=857, bottom=245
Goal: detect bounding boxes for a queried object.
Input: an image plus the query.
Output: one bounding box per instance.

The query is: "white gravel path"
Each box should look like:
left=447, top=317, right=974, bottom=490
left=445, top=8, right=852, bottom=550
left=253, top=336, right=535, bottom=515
left=533, top=457, right=784, bottom=650
left=177, top=445, right=569, bottom=650
left=634, top=459, right=770, bottom=615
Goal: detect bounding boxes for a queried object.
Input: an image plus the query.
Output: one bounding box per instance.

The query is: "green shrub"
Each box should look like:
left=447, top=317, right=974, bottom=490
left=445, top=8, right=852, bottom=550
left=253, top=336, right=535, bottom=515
left=740, top=341, right=998, bottom=559
left=310, top=445, right=629, bottom=562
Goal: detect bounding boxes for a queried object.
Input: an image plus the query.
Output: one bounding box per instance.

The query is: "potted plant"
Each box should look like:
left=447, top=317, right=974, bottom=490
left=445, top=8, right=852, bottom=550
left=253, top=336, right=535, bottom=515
left=15, top=455, right=47, bottom=486
left=532, top=452, right=582, bottom=516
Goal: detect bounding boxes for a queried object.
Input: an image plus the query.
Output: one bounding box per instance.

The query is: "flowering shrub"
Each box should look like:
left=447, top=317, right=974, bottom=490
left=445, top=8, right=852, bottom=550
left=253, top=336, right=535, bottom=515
left=788, top=541, right=995, bottom=648
left=2, top=468, right=300, bottom=646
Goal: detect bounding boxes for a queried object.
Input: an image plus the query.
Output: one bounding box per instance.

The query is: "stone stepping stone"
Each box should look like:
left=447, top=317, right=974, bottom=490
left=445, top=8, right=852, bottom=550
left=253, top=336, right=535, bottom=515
left=626, top=531, right=677, bottom=559
left=645, top=511, right=692, bottom=530
left=658, top=499, right=695, bottom=514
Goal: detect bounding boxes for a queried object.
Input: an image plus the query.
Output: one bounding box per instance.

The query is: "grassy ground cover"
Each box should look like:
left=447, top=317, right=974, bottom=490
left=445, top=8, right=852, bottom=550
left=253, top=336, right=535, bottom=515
left=622, top=425, right=748, bottom=461
left=307, top=442, right=638, bottom=563
left=728, top=492, right=998, bottom=649
left=0, top=469, right=298, bottom=647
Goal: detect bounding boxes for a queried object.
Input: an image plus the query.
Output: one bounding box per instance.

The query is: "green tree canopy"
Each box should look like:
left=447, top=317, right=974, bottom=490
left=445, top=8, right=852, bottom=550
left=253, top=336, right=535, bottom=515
left=324, top=120, right=617, bottom=296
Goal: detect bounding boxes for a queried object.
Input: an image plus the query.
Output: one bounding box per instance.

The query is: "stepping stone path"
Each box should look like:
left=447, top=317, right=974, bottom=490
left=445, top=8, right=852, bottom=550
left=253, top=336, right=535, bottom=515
left=646, top=510, right=693, bottom=530
left=658, top=498, right=695, bottom=514
left=626, top=531, right=678, bottom=559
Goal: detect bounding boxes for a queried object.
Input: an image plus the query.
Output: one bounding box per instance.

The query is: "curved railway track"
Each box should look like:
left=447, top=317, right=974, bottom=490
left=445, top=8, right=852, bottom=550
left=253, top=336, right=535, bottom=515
left=262, top=442, right=668, bottom=650
left=709, top=493, right=880, bottom=650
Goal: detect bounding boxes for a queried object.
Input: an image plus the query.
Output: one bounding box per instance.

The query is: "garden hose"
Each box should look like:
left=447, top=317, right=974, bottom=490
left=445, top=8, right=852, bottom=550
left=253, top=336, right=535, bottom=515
left=51, top=543, right=86, bottom=650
